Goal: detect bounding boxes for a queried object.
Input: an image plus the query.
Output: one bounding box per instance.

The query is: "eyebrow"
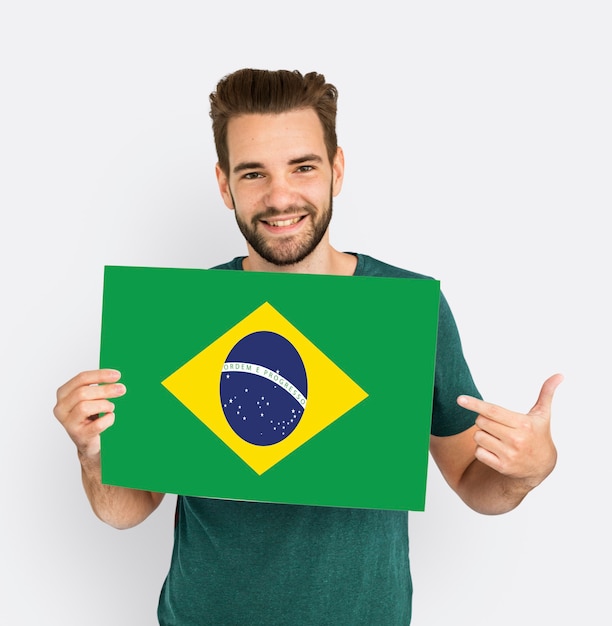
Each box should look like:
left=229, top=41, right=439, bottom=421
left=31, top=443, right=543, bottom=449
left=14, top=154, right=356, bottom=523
left=232, top=153, right=324, bottom=175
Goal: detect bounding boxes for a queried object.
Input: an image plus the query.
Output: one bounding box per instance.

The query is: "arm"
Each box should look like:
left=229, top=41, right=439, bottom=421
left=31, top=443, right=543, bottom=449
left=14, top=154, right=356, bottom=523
left=54, top=369, right=165, bottom=529
left=429, top=373, right=563, bottom=515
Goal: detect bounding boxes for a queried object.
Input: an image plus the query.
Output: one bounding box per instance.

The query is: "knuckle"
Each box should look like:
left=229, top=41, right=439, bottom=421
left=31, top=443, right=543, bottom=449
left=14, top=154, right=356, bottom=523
left=92, top=412, right=115, bottom=435
left=505, top=446, right=519, bottom=465
left=487, top=403, right=501, bottom=419
left=52, top=402, right=63, bottom=422
left=473, top=429, right=485, bottom=445
left=74, top=385, right=96, bottom=405
left=76, top=370, right=93, bottom=383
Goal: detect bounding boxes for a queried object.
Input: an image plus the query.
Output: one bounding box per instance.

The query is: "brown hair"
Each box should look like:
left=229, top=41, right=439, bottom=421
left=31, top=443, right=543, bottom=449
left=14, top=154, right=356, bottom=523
left=210, top=68, right=339, bottom=175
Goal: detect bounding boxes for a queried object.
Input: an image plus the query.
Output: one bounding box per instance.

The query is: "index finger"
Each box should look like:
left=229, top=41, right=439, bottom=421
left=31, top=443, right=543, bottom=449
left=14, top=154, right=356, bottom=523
left=456, top=395, right=516, bottom=427
left=56, top=369, right=122, bottom=402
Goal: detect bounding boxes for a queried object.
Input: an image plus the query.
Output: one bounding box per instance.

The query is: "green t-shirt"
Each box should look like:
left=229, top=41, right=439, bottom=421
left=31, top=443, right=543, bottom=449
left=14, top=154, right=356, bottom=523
left=157, top=254, right=480, bottom=625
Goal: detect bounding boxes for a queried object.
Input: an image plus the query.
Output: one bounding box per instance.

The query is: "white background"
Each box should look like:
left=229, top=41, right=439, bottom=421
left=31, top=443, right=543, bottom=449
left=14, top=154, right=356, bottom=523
left=1, top=1, right=610, bottom=624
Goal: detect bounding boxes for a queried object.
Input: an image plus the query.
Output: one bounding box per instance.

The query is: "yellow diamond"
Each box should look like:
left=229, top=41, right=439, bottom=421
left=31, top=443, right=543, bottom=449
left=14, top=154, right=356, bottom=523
left=162, top=302, right=368, bottom=474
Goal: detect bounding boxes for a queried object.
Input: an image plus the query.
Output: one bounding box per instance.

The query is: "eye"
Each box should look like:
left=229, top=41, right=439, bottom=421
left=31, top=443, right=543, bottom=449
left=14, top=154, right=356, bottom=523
left=296, top=165, right=314, bottom=173
left=243, top=172, right=263, bottom=180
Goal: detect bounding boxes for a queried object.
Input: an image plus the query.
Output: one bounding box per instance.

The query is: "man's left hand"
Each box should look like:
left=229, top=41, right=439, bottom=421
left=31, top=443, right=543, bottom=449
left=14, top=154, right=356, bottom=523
left=457, top=373, right=564, bottom=487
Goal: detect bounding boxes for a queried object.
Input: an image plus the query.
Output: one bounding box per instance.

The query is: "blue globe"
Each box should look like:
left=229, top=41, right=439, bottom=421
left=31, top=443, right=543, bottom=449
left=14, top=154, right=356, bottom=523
left=220, top=331, right=308, bottom=446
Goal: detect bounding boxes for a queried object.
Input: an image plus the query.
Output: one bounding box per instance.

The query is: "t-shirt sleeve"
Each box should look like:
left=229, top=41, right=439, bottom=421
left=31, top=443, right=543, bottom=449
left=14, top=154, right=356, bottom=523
left=431, top=292, right=482, bottom=436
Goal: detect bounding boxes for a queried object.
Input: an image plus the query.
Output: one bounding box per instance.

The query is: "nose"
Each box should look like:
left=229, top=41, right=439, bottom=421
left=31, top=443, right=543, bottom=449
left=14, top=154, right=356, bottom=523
left=263, top=175, right=299, bottom=211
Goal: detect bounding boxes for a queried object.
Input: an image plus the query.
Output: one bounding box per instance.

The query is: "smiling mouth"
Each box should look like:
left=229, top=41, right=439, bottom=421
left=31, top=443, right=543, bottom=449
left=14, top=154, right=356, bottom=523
left=261, top=216, right=304, bottom=227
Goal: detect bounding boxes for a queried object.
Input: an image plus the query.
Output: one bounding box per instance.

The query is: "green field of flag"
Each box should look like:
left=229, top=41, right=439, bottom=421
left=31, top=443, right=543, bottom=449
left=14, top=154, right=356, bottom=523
left=100, top=266, right=440, bottom=511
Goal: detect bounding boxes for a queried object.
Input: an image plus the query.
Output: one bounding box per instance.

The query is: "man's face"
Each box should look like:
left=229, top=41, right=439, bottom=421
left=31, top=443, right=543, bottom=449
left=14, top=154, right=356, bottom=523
left=216, top=109, right=344, bottom=266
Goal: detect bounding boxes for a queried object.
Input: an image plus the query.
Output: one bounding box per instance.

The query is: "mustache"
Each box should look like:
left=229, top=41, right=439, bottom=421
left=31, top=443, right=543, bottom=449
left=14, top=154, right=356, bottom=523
left=253, top=206, right=316, bottom=223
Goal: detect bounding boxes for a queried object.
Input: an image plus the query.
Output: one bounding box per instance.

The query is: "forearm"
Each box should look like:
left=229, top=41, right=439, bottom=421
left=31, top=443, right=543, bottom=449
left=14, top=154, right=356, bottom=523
left=80, top=453, right=162, bottom=529
left=444, top=376, right=561, bottom=515
left=455, top=458, right=536, bottom=515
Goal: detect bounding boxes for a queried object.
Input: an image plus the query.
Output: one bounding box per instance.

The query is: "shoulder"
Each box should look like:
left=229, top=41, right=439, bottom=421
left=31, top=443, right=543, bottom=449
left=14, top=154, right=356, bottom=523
left=352, top=253, right=433, bottom=280
left=210, top=257, right=245, bottom=271
left=353, top=253, right=456, bottom=322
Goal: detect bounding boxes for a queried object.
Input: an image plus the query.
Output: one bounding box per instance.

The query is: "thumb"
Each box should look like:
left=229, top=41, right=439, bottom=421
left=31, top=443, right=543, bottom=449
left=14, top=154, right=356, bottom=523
left=529, top=373, right=564, bottom=417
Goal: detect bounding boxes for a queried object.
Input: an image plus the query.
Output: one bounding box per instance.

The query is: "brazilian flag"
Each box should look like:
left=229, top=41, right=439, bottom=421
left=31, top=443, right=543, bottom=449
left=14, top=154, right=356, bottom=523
left=100, top=265, right=440, bottom=511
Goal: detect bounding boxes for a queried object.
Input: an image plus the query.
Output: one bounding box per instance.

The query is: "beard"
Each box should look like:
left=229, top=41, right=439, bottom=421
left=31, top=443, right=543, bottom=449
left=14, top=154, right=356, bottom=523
left=233, top=192, right=333, bottom=267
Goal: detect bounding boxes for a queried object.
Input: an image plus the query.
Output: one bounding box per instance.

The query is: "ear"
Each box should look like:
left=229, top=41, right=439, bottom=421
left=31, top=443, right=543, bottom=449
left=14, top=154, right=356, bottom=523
left=331, top=147, right=345, bottom=197
left=215, top=163, right=235, bottom=210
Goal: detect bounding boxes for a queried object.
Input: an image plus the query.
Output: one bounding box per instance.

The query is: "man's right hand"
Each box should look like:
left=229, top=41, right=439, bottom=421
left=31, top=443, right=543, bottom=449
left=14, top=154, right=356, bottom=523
left=53, top=369, right=163, bottom=528
left=53, top=369, right=126, bottom=461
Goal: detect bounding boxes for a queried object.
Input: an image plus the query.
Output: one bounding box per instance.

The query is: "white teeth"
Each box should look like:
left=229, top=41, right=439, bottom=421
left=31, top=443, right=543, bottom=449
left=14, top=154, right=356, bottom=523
left=267, top=217, right=301, bottom=227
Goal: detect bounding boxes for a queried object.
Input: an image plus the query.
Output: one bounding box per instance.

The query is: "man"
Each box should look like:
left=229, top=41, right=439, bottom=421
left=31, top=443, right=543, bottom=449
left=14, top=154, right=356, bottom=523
left=54, top=69, right=562, bottom=625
